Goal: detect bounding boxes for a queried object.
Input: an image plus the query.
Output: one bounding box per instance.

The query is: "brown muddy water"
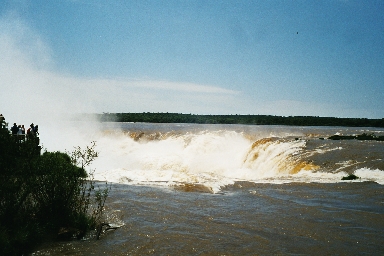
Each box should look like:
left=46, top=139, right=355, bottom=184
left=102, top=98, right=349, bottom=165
left=33, top=182, right=384, bottom=255
left=33, top=124, right=384, bottom=255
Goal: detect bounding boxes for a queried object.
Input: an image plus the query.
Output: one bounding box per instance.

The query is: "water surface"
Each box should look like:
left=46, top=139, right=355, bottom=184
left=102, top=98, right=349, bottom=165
left=33, top=124, right=384, bottom=255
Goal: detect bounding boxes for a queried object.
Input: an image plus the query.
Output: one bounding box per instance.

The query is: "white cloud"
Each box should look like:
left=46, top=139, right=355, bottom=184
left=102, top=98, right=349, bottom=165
left=123, top=80, right=239, bottom=94
left=0, top=12, right=241, bottom=126
left=2, top=10, right=373, bottom=130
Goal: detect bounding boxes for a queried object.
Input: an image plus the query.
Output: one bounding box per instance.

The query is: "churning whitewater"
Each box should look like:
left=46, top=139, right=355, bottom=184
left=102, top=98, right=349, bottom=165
left=82, top=123, right=384, bottom=193
left=34, top=122, right=384, bottom=255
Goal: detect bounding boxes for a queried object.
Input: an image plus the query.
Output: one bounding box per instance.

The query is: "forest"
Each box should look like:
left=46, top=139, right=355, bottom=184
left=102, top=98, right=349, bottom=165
left=93, top=113, right=384, bottom=128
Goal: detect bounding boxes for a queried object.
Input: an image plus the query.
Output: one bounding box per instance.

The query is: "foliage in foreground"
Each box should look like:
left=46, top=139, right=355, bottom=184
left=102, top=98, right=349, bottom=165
left=0, top=127, right=109, bottom=255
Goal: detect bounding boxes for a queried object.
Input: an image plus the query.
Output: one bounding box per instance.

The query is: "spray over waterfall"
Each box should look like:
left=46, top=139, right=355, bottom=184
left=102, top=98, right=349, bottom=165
left=91, top=125, right=384, bottom=193
left=40, top=122, right=384, bottom=193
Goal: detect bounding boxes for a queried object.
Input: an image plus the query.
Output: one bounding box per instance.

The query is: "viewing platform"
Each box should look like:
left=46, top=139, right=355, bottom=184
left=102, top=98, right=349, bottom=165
left=1, top=116, right=41, bottom=155
left=11, top=133, right=41, bottom=155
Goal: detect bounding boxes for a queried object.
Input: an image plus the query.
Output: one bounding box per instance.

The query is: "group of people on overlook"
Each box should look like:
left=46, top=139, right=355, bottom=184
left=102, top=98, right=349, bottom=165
left=11, top=123, right=38, bottom=137
left=1, top=114, right=39, bottom=140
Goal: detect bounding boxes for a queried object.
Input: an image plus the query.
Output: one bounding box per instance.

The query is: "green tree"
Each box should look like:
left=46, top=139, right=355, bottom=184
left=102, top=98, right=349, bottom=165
left=0, top=126, right=109, bottom=255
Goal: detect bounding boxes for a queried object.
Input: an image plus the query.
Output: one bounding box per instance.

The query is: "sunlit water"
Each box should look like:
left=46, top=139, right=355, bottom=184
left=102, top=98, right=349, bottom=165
left=34, top=123, right=384, bottom=255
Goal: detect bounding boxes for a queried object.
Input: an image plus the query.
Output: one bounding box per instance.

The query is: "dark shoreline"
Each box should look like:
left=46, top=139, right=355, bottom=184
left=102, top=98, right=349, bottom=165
left=83, top=112, right=384, bottom=128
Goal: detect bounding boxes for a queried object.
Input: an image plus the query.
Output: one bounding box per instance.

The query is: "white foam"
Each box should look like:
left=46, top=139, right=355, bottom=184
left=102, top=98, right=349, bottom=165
left=91, top=131, right=321, bottom=192
left=354, top=168, right=384, bottom=184
left=60, top=126, right=384, bottom=193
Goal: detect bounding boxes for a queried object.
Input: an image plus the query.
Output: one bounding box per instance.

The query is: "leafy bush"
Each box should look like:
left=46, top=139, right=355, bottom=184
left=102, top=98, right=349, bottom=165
left=31, top=151, right=87, bottom=229
left=0, top=127, right=109, bottom=255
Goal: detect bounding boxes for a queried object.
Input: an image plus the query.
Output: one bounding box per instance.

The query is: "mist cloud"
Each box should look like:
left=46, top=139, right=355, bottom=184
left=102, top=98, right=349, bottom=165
left=0, top=12, right=241, bottom=126
left=1, top=10, right=370, bottom=131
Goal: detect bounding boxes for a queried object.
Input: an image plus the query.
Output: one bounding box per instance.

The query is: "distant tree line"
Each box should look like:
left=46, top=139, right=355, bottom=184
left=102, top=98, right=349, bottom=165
left=94, top=113, right=384, bottom=128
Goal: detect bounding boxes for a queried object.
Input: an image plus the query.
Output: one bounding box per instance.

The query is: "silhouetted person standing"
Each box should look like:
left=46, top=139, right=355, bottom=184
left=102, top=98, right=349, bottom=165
left=11, top=123, right=18, bottom=135
left=27, top=123, right=35, bottom=138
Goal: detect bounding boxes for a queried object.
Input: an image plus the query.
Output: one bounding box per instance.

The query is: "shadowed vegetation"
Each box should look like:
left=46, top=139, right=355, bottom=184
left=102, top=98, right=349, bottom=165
left=90, top=112, right=384, bottom=128
left=0, top=126, right=109, bottom=255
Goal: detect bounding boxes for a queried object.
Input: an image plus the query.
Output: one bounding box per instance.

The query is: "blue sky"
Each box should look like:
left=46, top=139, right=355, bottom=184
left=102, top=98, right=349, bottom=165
left=1, top=0, right=384, bottom=123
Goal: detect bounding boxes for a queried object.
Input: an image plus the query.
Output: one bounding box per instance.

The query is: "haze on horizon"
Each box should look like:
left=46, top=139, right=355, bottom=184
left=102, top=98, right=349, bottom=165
left=1, top=0, right=384, bottom=127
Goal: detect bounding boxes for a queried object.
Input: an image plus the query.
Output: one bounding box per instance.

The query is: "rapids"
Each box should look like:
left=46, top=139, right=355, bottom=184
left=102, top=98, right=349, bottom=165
left=85, top=123, right=384, bottom=193
left=33, top=123, right=384, bottom=255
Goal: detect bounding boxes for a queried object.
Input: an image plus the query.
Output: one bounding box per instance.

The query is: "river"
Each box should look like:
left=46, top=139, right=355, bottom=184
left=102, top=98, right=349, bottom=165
left=33, top=123, right=384, bottom=255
